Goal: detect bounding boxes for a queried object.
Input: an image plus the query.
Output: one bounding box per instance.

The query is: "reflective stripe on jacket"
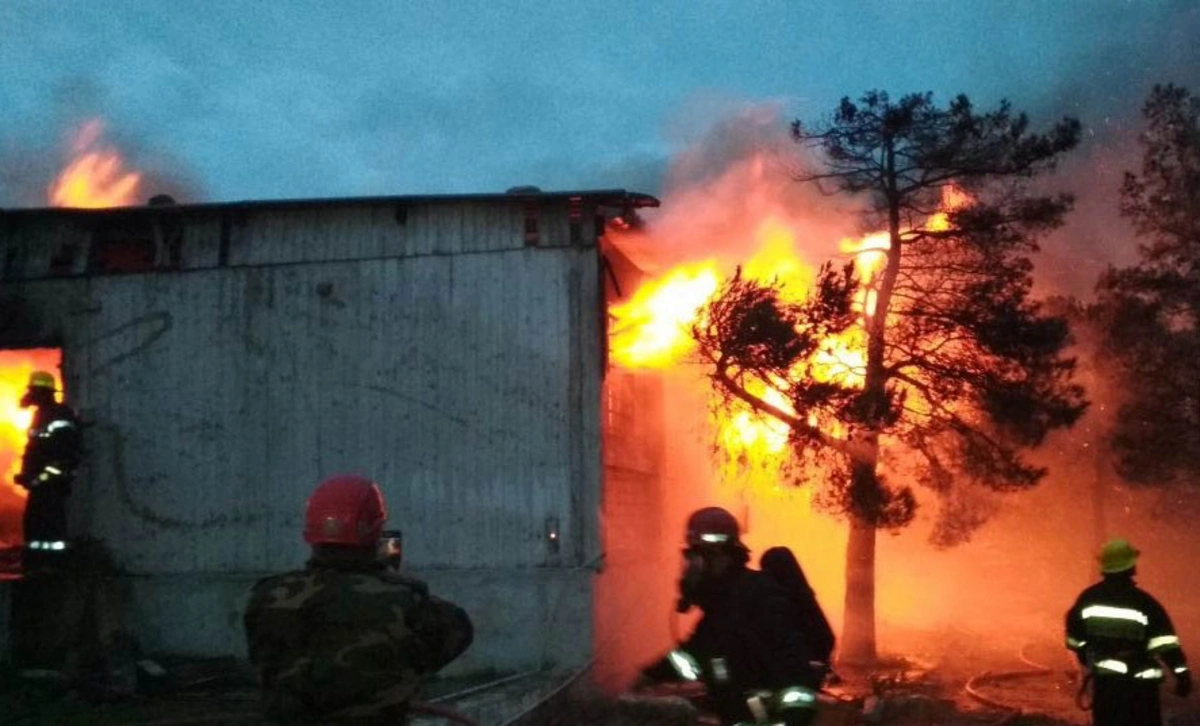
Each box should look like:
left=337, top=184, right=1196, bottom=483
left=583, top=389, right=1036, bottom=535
left=1065, top=576, right=1188, bottom=681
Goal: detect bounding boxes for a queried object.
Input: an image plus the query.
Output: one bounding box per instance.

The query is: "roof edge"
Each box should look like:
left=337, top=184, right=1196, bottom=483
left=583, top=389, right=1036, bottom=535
left=0, top=189, right=660, bottom=218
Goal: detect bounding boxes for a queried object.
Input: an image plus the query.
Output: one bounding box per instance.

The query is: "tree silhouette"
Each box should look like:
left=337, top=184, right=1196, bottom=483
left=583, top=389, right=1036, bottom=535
left=693, top=91, right=1086, bottom=663
left=1095, top=84, right=1200, bottom=487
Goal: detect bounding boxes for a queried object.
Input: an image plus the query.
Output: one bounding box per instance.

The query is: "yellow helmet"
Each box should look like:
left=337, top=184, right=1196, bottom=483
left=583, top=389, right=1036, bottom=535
left=27, top=370, right=57, bottom=390
left=1098, top=538, right=1140, bottom=574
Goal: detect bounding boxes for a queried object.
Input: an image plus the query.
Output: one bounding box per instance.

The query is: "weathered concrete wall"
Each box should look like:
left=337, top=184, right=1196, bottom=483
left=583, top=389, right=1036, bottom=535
left=0, top=197, right=614, bottom=673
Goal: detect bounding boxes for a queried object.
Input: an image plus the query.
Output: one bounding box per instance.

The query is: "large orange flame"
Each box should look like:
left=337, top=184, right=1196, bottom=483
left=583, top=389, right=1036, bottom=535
left=608, top=261, right=721, bottom=369
left=609, top=212, right=885, bottom=463
left=609, top=183, right=967, bottom=419
left=606, top=177, right=968, bottom=537
left=48, top=119, right=141, bottom=208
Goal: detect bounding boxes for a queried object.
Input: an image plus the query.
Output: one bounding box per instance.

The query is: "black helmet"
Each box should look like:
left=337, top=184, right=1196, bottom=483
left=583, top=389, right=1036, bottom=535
left=685, top=507, right=741, bottom=548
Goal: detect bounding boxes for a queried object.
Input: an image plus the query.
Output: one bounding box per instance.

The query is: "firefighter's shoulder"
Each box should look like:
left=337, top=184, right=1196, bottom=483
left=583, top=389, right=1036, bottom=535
left=741, top=566, right=792, bottom=598
left=247, top=569, right=327, bottom=609
left=1130, top=585, right=1174, bottom=621
left=345, top=570, right=431, bottom=605
left=46, top=402, right=81, bottom=425
left=1074, top=580, right=1111, bottom=604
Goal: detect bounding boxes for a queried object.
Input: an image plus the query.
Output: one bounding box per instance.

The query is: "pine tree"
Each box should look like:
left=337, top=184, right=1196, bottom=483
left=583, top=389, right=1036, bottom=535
left=1095, top=84, right=1200, bottom=487
left=693, top=91, right=1086, bottom=663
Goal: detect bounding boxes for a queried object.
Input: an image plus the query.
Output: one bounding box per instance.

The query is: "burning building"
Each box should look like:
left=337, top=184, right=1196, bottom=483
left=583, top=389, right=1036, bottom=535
left=5, top=116, right=1187, bottom=704
left=0, top=187, right=696, bottom=680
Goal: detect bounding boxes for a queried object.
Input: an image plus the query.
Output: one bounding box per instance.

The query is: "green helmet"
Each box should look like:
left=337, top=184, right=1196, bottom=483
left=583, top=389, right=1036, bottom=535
left=27, top=370, right=57, bottom=390
left=1098, top=538, right=1139, bottom=574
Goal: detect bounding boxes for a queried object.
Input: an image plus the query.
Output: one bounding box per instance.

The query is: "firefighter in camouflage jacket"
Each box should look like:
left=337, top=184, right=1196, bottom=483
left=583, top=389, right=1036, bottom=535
left=244, top=475, right=473, bottom=725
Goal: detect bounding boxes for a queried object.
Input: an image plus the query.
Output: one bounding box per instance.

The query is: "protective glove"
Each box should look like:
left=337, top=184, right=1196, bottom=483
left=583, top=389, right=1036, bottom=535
left=1175, top=671, right=1192, bottom=698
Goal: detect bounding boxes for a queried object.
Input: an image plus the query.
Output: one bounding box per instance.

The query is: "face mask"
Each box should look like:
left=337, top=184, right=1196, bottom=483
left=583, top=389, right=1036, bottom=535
left=677, top=548, right=718, bottom=612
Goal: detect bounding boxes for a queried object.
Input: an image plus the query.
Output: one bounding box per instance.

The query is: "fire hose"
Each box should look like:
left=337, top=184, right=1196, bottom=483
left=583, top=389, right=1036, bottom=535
left=962, top=643, right=1056, bottom=725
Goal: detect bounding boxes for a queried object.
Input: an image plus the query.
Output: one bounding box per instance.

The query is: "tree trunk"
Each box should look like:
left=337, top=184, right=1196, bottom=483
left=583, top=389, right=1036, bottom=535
left=835, top=141, right=898, bottom=666
left=839, top=505, right=878, bottom=665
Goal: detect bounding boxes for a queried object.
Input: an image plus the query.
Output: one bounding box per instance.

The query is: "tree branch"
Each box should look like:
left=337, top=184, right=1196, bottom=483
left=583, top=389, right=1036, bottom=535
left=712, top=366, right=874, bottom=463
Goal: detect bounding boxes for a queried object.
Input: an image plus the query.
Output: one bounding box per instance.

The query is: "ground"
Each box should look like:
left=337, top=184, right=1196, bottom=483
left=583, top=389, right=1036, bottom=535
left=0, top=638, right=1196, bottom=726
left=0, top=662, right=570, bottom=725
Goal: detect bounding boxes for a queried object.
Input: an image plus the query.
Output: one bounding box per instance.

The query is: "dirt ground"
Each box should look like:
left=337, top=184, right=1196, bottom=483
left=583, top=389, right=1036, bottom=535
left=2, top=639, right=1196, bottom=726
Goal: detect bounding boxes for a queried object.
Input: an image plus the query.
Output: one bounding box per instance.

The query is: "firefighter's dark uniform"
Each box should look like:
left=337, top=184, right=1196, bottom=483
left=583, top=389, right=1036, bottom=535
left=17, top=400, right=82, bottom=563
left=1066, top=568, right=1190, bottom=725
left=761, top=546, right=836, bottom=674
left=643, top=566, right=822, bottom=726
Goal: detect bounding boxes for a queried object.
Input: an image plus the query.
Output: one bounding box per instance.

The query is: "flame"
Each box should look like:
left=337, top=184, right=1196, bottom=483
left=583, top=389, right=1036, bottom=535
left=48, top=119, right=141, bottom=208
left=600, top=137, right=978, bottom=671
left=609, top=217, right=827, bottom=372
left=0, top=350, right=62, bottom=546
left=741, top=218, right=817, bottom=293
left=608, top=261, right=721, bottom=369
left=608, top=184, right=968, bottom=485
left=719, top=383, right=791, bottom=458
left=839, top=231, right=889, bottom=317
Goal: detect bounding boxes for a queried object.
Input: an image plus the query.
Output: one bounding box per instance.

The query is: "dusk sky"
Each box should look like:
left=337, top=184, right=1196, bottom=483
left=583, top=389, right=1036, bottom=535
left=3, top=1, right=1198, bottom=207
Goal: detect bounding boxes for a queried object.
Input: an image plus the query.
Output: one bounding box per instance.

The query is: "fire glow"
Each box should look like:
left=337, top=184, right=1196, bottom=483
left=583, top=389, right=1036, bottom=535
left=608, top=213, right=885, bottom=465
left=48, top=119, right=141, bottom=209
left=603, top=156, right=974, bottom=639
left=607, top=181, right=970, bottom=463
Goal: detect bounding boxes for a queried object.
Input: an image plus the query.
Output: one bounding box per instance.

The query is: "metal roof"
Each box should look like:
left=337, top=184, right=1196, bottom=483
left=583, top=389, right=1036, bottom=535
left=0, top=188, right=660, bottom=219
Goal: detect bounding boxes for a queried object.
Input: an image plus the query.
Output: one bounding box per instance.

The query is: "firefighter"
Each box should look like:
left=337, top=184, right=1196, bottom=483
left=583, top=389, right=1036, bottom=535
left=637, top=507, right=822, bottom=726
left=14, top=370, right=82, bottom=570
left=1065, top=537, right=1191, bottom=726
left=243, top=474, right=474, bottom=725
left=760, top=546, right=836, bottom=679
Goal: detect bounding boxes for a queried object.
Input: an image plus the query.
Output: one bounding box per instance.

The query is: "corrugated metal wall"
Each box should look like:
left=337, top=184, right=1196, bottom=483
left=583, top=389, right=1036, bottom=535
left=0, top=198, right=607, bottom=667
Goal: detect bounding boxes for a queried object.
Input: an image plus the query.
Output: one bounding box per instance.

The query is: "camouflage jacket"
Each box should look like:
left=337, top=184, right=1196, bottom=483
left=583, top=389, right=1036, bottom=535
left=244, top=557, right=473, bottom=725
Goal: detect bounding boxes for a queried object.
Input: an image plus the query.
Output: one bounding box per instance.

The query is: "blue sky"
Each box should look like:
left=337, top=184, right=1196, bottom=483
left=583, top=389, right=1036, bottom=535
left=2, top=0, right=1198, bottom=206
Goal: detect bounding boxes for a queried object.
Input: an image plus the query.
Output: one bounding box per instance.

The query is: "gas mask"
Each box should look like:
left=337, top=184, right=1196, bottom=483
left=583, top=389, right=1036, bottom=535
left=676, top=548, right=712, bottom=613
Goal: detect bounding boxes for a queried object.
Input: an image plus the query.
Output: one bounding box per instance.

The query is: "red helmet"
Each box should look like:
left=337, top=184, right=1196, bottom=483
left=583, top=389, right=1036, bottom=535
left=685, top=507, right=741, bottom=547
left=303, top=475, right=388, bottom=547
